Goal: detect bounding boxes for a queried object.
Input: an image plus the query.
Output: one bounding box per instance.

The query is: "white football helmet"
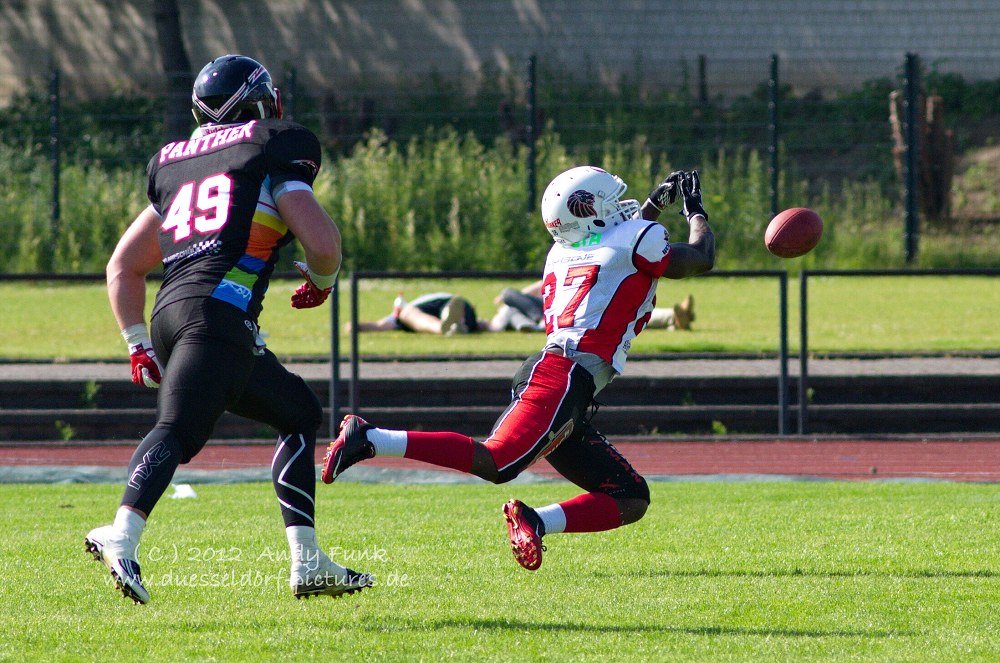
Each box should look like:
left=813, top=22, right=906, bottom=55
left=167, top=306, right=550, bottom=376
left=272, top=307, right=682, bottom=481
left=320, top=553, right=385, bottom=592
left=540, top=166, right=640, bottom=246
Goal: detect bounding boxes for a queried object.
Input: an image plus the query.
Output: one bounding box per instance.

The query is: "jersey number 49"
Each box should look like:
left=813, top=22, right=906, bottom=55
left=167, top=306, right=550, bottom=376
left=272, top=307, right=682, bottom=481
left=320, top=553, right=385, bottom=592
left=161, top=173, right=233, bottom=242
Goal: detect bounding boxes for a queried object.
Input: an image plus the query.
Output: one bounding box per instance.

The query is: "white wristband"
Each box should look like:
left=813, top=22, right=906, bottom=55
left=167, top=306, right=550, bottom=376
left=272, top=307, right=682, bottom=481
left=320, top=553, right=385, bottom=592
left=121, top=323, right=150, bottom=348
left=307, top=266, right=339, bottom=290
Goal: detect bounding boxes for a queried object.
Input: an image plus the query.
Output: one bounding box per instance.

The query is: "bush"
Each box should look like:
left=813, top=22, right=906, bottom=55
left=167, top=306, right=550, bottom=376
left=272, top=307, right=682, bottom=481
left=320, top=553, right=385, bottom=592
left=2, top=66, right=999, bottom=273
left=2, top=127, right=997, bottom=273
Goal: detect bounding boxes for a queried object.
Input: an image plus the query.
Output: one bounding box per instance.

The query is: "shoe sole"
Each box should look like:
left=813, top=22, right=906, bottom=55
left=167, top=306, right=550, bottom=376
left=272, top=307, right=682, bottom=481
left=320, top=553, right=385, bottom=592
left=293, top=583, right=370, bottom=600
left=84, top=537, right=149, bottom=605
left=321, top=445, right=343, bottom=484
left=293, top=574, right=373, bottom=600
left=503, top=502, right=543, bottom=571
left=321, top=415, right=353, bottom=483
left=439, top=297, right=469, bottom=335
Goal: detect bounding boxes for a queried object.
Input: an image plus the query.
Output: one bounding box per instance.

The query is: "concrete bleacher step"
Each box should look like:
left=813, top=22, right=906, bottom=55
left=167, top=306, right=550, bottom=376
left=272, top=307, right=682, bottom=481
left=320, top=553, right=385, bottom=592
left=1, top=367, right=998, bottom=441
left=2, top=372, right=997, bottom=409
left=4, top=401, right=1000, bottom=442
left=0, top=408, right=274, bottom=442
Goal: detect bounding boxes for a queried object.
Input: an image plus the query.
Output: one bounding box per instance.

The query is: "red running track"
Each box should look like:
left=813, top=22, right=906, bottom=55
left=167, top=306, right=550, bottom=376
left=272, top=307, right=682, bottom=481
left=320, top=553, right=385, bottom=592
left=2, top=438, right=998, bottom=482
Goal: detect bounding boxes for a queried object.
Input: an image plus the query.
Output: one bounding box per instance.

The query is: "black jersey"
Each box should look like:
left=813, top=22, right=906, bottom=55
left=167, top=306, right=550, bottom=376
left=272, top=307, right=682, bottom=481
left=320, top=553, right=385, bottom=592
left=145, top=119, right=321, bottom=320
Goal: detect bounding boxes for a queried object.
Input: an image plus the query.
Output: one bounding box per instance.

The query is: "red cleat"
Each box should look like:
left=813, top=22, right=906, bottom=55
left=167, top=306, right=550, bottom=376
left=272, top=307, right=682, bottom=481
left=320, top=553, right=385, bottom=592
left=321, top=415, right=375, bottom=484
left=503, top=499, right=545, bottom=571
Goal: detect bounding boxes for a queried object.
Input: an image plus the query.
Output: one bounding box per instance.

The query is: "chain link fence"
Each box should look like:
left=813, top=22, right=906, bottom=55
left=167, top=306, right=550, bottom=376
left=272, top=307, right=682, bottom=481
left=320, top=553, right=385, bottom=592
left=5, top=55, right=912, bottom=211
left=2, top=21, right=997, bottom=272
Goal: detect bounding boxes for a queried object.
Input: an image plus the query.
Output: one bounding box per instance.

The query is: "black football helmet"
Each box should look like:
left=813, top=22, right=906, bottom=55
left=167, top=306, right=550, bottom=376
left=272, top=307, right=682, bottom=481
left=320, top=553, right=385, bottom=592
left=191, top=55, right=282, bottom=126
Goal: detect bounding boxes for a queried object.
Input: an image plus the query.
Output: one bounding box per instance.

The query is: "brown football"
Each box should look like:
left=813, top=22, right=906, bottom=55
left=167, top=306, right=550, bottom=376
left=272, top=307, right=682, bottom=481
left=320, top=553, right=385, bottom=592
left=765, top=207, right=823, bottom=258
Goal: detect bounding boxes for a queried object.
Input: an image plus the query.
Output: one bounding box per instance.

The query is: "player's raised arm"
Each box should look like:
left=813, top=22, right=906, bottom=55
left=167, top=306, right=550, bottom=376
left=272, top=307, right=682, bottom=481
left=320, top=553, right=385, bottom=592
left=661, top=171, right=715, bottom=279
left=640, top=170, right=683, bottom=221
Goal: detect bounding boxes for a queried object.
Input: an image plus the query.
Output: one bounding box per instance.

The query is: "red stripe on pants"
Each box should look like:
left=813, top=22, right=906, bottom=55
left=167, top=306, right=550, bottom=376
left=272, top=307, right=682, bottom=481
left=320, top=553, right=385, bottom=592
left=483, top=352, right=575, bottom=472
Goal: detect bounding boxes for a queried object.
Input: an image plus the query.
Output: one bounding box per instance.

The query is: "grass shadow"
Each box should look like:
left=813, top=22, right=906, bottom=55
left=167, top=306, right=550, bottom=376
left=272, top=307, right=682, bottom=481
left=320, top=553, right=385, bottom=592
left=604, top=568, right=996, bottom=579
left=421, top=618, right=912, bottom=639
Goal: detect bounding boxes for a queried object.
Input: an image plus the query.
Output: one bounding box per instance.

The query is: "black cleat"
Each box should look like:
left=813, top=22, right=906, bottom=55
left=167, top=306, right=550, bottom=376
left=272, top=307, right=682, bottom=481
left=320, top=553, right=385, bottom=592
left=321, top=415, right=376, bottom=483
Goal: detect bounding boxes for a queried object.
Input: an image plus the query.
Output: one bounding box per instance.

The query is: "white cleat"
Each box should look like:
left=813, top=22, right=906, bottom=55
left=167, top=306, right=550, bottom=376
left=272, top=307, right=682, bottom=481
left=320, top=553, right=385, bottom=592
left=85, top=525, right=150, bottom=605
left=290, top=552, right=373, bottom=599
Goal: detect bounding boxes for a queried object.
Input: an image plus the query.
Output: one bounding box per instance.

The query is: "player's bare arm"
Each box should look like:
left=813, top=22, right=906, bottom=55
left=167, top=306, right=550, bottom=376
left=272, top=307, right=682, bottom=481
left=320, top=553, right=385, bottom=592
left=107, top=204, right=163, bottom=330
left=279, top=189, right=343, bottom=309
left=662, top=215, right=715, bottom=279
left=277, top=189, right=342, bottom=277
left=661, top=171, right=716, bottom=280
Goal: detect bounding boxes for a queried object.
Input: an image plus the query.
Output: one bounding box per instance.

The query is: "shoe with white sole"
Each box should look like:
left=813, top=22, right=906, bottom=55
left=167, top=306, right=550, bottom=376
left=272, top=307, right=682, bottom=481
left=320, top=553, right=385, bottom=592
left=85, top=525, right=150, bottom=604
left=290, top=552, right=373, bottom=599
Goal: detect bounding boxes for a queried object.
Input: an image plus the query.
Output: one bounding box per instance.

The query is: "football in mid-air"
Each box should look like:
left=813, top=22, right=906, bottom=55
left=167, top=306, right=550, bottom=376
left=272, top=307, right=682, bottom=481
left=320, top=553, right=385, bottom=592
left=765, top=207, right=823, bottom=258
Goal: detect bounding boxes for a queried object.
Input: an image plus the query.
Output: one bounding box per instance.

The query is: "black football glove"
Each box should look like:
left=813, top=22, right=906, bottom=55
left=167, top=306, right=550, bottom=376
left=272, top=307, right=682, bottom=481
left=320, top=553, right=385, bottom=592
left=646, top=170, right=684, bottom=211
left=679, top=170, right=708, bottom=221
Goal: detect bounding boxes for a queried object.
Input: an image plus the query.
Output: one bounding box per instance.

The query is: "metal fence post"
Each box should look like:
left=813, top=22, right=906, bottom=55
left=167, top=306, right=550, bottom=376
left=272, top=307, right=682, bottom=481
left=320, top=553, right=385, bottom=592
left=778, top=270, right=789, bottom=435
left=903, top=53, right=920, bottom=263
left=798, top=270, right=809, bottom=434
left=768, top=54, right=779, bottom=219
left=526, top=54, right=537, bottom=213
left=48, top=66, right=60, bottom=270
left=329, top=279, right=340, bottom=437
left=349, top=271, right=360, bottom=416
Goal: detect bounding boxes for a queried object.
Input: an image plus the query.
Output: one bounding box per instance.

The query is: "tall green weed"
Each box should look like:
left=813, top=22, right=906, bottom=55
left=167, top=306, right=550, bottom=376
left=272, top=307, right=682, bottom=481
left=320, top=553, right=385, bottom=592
left=0, top=157, right=145, bottom=272
left=1, top=130, right=997, bottom=273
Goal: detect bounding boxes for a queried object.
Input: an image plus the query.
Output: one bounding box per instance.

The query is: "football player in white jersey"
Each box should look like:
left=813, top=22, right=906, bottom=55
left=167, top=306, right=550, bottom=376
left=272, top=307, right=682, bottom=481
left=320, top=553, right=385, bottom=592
left=322, top=166, right=715, bottom=571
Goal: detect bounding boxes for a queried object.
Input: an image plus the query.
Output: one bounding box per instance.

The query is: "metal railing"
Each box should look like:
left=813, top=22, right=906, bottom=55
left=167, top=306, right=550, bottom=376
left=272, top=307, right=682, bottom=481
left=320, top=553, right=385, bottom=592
left=6, top=268, right=995, bottom=437
left=797, top=268, right=1000, bottom=433
left=340, top=270, right=792, bottom=435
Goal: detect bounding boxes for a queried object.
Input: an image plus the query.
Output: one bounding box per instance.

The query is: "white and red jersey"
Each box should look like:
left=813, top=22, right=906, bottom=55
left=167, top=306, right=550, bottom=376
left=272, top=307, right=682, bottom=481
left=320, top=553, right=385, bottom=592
left=541, top=218, right=672, bottom=374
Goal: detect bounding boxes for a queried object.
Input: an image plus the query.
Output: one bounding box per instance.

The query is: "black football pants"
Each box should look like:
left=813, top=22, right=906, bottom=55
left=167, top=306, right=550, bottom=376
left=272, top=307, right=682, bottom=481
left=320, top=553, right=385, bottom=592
left=120, top=298, right=322, bottom=526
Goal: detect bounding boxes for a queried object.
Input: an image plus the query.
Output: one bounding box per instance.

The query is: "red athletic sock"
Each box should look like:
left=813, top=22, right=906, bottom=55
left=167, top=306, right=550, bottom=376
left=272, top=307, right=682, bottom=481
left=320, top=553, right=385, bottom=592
left=559, top=492, right=622, bottom=533
left=403, top=431, right=475, bottom=472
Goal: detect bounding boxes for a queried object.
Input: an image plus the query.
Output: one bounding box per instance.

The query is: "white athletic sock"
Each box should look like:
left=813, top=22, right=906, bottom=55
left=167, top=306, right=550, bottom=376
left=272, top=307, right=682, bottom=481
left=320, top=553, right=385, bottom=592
left=286, top=525, right=320, bottom=564
left=534, top=504, right=567, bottom=535
left=368, top=428, right=408, bottom=457
left=113, top=507, right=145, bottom=538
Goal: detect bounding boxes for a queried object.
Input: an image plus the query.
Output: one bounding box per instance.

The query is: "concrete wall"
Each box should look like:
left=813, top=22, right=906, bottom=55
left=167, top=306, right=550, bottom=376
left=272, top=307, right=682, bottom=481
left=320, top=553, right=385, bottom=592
left=3, top=0, right=1000, bottom=100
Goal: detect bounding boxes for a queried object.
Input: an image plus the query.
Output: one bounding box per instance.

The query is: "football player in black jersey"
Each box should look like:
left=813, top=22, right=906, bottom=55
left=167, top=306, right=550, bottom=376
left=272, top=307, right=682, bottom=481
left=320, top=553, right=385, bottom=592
left=85, top=55, right=371, bottom=603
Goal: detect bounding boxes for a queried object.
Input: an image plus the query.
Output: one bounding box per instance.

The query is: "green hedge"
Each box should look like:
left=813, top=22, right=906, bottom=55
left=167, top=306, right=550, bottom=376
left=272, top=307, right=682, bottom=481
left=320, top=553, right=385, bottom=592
left=2, top=62, right=999, bottom=273
left=2, top=127, right=997, bottom=273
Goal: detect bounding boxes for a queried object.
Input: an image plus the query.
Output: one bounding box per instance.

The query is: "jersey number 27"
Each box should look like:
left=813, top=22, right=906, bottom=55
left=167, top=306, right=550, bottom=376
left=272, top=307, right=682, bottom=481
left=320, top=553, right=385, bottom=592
left=542, top=264, right=599, bottom=328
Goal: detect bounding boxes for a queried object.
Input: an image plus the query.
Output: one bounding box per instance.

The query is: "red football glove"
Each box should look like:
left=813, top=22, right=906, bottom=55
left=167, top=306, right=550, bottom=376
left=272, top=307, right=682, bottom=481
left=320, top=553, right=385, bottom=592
left=122, top=324, right=163, bottom=389
left=290, top=261, right=336, bottom=309
left=128, top=342, right=163, bottom=389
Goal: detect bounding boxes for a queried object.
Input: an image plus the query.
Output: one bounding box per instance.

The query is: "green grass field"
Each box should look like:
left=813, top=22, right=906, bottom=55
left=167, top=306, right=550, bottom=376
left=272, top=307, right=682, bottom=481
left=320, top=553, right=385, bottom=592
left=1, top=274, right=998, bottom=359
left=2, top=481, right=998, bottom=661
